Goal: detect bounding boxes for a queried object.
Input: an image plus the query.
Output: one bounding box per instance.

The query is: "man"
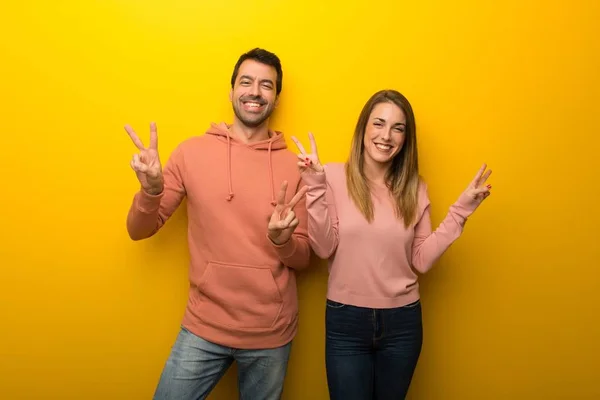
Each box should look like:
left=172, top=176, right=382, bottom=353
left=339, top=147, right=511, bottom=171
left=124, top=48, right=311, bottom=400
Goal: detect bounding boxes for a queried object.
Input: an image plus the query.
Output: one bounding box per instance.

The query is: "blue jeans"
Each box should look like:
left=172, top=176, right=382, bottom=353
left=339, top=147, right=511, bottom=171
left=153, top=327, right=291, bottom=400
left=325, top=299, right=423, bottom=400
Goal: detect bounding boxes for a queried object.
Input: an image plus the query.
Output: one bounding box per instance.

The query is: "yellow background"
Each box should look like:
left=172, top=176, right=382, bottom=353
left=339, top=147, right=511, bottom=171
left=1, top=0, right=599, bottom=398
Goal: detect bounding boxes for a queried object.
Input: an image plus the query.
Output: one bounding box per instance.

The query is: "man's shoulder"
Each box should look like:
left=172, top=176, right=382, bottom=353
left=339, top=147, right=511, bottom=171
left=172, top=133, right=216, bottom=155
left=273, top=146, right=302, bottom=164
left=178, top=133, right=211, bottom=148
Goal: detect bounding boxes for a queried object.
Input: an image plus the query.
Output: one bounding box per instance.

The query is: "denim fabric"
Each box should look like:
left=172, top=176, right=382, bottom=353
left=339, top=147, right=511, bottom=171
left=153, top=327, right=291, bottom=400
left=325, top=299, right=423, bottom=400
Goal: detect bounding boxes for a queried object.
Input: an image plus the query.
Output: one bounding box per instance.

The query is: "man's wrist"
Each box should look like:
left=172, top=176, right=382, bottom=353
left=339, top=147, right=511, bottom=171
left=143, top=185, right=164, bottom=196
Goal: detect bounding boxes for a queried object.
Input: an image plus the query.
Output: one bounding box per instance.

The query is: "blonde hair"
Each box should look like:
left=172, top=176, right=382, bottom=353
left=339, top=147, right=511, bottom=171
left=345, top=90, right=420, bottom=228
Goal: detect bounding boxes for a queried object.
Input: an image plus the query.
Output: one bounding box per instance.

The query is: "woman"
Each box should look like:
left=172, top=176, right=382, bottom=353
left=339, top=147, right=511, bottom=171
left=291, top=89, right=492, bottom=399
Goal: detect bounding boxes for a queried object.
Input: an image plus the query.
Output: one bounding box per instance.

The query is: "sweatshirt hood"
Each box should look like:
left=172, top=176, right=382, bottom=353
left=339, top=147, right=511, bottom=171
left=205, top=122, right=288, bottom=205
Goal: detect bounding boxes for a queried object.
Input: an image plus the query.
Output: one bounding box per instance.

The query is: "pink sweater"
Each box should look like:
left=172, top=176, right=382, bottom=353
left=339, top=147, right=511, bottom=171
left=302, top=163, right=478, bottom=309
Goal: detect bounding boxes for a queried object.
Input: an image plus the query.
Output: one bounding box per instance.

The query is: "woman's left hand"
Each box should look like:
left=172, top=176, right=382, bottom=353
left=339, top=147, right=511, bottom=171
left=462, top=163, right=492, bottom=205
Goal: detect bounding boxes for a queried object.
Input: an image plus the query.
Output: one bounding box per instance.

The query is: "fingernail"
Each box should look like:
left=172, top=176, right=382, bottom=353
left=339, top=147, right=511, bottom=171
left=487, top=184, right=492, bottom=188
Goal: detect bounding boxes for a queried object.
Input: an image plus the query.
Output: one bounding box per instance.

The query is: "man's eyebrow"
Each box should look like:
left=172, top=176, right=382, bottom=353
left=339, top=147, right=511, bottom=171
left=239, top=75, right=274, bottom=86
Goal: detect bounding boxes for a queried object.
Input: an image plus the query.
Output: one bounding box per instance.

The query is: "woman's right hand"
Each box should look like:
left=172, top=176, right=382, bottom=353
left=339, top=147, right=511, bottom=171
left=291, top=132, right=324, bottom=174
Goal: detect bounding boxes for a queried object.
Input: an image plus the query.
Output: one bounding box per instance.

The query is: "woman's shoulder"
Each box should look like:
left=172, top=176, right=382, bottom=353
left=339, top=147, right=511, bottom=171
left=321, top=162, right=348, bottom=193
left=416, top=175, right=432, bottom=210
left=323, top=162, right=347, bottom=180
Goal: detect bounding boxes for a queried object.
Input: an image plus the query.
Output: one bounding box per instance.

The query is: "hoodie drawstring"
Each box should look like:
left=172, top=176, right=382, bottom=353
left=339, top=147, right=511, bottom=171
left=268, top=140, right=276, bottom=206
left=222, top=127, right=277, bottom=205
left=226, top=132, right=234, bottom=201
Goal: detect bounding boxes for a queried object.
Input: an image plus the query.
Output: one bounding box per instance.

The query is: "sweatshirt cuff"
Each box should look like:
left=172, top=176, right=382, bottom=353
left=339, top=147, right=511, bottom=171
left=451, top=192, right=479, bottom=217
left=267, top=234, right=298, bottom=259
left=301, top=171, right=326, bottom=188
left=136, top=189, right=164, bottom=213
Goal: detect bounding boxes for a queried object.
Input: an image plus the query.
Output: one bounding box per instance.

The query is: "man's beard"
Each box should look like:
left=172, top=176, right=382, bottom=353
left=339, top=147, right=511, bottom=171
left=233, top=96, right=274, bottom=128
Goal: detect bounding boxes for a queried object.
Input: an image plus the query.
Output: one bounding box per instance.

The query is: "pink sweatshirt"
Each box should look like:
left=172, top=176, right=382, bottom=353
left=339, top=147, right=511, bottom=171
left=302, top=163, right=478, bottom=309
left=126, top=123, right=310, bottom=349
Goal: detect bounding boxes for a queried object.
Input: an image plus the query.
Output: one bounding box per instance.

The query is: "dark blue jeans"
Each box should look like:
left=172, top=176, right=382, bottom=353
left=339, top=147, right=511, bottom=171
left=325, top=299, right=423, bottom=400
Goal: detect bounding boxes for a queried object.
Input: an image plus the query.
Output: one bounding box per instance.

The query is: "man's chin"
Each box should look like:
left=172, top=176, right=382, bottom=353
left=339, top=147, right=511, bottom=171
left=235, top=112, right=271, bottom=128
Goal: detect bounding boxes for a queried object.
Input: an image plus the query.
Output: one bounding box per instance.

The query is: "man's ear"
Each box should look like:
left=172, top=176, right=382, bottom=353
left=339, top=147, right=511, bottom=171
left=229, top=89, right=233, bottom=102
left=274, top=95, right=280, bottom=108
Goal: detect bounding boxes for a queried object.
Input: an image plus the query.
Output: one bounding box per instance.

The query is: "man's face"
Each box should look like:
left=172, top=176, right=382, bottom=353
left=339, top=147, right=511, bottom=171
left=230, top=59, right=278, bottom=128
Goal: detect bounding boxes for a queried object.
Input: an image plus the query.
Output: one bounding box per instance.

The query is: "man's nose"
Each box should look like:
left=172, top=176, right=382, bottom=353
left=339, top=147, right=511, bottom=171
left=249, top=82, right=260, bottom=96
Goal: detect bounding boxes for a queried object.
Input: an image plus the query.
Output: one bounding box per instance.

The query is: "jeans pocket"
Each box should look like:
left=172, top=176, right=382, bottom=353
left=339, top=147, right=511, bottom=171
left=326, top=299, right=346, bottom=309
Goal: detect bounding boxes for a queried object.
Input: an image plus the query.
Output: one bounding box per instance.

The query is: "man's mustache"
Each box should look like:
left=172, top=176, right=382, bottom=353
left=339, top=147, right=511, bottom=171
left=240, top=96, right=267, bottom=105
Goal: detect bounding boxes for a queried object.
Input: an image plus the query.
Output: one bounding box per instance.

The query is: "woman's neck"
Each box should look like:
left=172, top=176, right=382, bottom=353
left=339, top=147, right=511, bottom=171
left=363, top=156, right=391, bottom=187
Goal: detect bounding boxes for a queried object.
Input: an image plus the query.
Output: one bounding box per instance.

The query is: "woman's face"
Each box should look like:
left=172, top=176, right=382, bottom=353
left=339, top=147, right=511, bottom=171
left=362, top=102, right=406, bottom=167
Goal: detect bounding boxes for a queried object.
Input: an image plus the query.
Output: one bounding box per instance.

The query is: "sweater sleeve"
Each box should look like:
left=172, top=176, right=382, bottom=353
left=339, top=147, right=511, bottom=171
left=302, top=166, right=340, bottom=259
left=411, top=184, right=478, bottom=273
left=126, top=145, right=187, bottom=240
left=269, top=180, right=312, bottom=270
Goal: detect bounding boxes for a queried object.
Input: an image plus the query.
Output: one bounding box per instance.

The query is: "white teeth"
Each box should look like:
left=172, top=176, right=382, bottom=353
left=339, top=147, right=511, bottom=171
left=246, top=102, right=261, bottom=108
left=375, top=143, right=392, bottom=151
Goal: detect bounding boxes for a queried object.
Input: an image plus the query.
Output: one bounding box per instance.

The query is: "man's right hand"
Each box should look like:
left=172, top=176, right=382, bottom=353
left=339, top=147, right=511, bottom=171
left=125, top=122, right=164, bottom=195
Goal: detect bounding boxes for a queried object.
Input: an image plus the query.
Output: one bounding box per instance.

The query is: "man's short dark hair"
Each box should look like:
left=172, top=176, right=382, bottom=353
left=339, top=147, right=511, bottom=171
left=231, top=48, right=283, bottom=96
